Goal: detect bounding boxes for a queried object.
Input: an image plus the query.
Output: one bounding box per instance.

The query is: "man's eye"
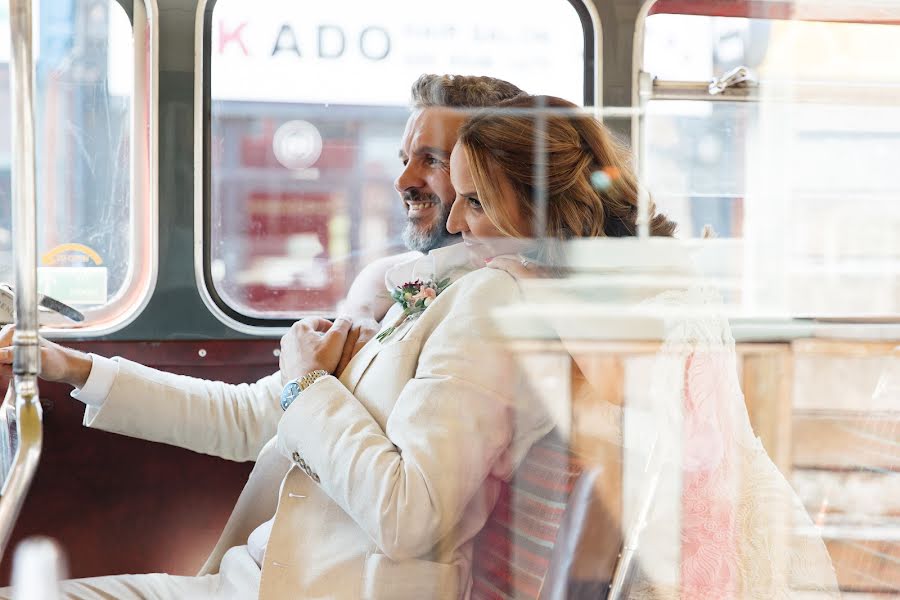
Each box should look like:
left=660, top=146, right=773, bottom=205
left=467, top=197, right=483, bottom=210
left=425, top=156, right=444, bottom=167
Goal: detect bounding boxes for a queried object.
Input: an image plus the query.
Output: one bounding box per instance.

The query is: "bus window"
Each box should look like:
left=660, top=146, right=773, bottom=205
left=203, top=0, right=589, bottom=325
left=638, top=12, right=900, bottom=318
left=0, top=0, right=154, bottom=334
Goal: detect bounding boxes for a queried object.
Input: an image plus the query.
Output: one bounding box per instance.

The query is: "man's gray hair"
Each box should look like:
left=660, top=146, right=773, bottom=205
left=410, top=74, right=525, bottom=109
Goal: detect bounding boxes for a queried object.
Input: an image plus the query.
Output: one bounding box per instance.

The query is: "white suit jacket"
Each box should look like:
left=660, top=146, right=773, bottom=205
left=83, top=265, right=552, bottom=599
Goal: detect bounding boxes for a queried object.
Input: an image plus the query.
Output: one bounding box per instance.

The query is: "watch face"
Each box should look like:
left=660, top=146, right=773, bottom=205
left=280, top=380, right=301, bottom=411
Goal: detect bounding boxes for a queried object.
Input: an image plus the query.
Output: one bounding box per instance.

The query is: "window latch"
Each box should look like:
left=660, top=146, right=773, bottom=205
left=708, top=66, right=758, bottom=95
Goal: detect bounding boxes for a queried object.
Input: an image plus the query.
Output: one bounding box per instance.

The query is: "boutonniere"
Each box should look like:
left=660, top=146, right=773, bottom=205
left=376, top=277, right=452, bottom=342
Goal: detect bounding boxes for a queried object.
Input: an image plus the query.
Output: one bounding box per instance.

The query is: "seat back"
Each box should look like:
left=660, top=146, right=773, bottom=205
left=471, top=431, right=589, bottom=600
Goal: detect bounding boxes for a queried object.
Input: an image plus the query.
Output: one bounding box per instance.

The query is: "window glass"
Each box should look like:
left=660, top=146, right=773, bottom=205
left=0, top=0, right=138, bottom=326
left=207, top=0, right=586, bottom=319
left=641, top=14, right=900, bottom=317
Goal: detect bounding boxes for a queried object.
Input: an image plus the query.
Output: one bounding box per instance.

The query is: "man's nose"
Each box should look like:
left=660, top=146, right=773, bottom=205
left=446, top=197, right=466, bottom=234
left=394, top=162, right=424, bottom=194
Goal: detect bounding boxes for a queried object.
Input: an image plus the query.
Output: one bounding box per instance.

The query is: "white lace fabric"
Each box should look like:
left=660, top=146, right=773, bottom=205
left=574, top=287, right=842, bottom=599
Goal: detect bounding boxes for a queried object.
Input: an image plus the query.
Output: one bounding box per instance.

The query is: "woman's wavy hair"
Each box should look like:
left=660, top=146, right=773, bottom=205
left=457, top=95, right=676, bottom=262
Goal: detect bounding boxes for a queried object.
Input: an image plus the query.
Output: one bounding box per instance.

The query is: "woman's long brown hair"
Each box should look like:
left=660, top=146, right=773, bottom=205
left=457, top=95, right=676, bottom=263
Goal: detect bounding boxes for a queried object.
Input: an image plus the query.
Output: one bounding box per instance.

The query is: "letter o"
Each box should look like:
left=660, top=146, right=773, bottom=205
left=359, top=26, right=390, bottom=61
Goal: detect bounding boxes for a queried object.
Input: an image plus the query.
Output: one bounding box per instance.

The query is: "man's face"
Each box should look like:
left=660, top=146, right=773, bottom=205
left=395, top=107, right=468, bottom=253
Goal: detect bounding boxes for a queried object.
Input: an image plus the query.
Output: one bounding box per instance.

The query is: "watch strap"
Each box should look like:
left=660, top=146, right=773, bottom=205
left=281, top=369, right=329, bottom=411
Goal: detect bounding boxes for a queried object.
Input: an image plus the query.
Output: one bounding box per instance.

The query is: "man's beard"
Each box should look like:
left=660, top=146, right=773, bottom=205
left=400, top=191, right=460, bottom=253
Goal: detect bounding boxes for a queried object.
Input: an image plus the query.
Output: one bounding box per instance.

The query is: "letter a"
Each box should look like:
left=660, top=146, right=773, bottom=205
left=272, top=24, right=301, bottom=57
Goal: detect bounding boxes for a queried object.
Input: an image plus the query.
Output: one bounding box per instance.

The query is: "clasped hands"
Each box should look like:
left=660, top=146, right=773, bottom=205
left=278, top=317, right=379, bottom=385
left=281, top=253, right=550, bottom=383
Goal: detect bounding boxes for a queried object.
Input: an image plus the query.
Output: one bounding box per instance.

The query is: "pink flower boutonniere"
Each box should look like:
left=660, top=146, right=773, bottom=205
left=376, top=277, right=452, bottom=342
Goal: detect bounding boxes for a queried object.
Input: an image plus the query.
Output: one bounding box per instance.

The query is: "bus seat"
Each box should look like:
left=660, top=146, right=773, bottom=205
left=471, top=431, right=619, bottom=600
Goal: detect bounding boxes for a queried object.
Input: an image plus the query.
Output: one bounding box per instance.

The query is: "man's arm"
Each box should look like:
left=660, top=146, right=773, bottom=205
left=82, top=359, right=284, bottom=462
left=277, top=269, right=553, bottom=560
left=1, top=324, right=284, bottom=462
left=0, top=325, right=93, bottom=389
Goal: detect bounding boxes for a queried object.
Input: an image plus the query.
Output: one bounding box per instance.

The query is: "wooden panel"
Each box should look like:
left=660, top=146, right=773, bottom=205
left=795, top=593, right=900, bottom=600
left=792, top=340, right=899, bottom=357
left=740, top=346, right=793, bottom=474
left=825, top=538, right=900, bottom=593
left=793, top=355, right=896, bottom=412
left=793, top=414, right=900, bottom=470
left=72, top=339, right=281, bottom=368
left=568, top=355, right=624, bottom=582
left=0, top=339, right=281, bottom=585
left=792, top=341, right=898, bottom=412
left=793, top=470, right=900, bottom=520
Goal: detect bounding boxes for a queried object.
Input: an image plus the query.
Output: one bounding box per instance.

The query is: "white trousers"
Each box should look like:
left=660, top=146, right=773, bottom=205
left=0, top=545, right=260, bottom=600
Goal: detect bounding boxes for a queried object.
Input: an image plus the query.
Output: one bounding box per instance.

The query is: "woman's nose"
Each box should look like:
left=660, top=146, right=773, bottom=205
left=446, top=197, right=467, bottom=234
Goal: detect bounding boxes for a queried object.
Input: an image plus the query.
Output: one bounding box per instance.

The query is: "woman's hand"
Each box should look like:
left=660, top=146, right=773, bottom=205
left=0, top=324, right=93, bottom=389
left=279, top=317, right=352, bottom=385
left=335, top=318, right=379, bottom=377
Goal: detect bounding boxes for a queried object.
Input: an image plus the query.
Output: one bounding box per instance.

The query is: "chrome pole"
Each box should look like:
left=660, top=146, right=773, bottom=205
left=0, top=0, right=44, bottom=562
left=10, top=0, right=38, bottom=388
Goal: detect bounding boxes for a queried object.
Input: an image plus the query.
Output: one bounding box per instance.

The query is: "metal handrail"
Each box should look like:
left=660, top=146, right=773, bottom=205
left=0, top=0, right=44, bottom=562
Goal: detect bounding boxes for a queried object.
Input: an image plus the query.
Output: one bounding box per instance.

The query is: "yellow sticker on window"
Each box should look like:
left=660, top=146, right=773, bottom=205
left=41, top=243, right=104, bottom=266
left=38, top=244, right=107, bottom=305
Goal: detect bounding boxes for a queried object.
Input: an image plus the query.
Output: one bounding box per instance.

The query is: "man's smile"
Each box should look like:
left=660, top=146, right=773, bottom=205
left=405, top=199, right=440, bottom=216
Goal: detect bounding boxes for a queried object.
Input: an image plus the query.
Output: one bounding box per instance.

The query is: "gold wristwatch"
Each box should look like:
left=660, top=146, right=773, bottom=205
left=280, top=369, right=328, bottom=411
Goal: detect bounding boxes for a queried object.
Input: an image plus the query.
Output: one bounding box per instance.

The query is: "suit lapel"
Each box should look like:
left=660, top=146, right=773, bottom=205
left=340, top=304, right=417, bottom=394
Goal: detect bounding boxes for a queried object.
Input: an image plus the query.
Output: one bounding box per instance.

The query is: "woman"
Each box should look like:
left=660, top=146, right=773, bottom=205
left=447, top=95, right=675, bottom=269
left=449, top=94, right=840, bottom=599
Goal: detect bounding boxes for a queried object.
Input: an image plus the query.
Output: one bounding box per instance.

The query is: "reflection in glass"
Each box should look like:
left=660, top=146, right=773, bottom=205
left=0, top=0, right=134, bottom=310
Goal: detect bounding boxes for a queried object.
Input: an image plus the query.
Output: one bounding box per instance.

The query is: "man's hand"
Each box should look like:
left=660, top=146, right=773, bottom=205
left=335, top=318, right=379, bottom=377
left=279, top=317, right=353, bottom=385
left=0, top=324, right=93, bottom=390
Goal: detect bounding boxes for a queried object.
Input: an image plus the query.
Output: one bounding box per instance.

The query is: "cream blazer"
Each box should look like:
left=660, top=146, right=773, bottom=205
left=83, top=267, right=552, bottom=600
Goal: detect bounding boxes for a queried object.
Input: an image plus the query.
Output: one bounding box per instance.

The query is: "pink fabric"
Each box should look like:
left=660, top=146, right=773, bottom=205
left=680, top=352, right=739, bottom=599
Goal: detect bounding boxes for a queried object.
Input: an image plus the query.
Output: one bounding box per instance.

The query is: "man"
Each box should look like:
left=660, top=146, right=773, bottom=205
left=340, top=73, right=524, bottom=325
left=0, top=73, right=528, bottom=599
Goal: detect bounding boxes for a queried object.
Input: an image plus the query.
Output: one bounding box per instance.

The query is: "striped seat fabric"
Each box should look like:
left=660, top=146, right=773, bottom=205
left=471, top=431, right=584, bottom=600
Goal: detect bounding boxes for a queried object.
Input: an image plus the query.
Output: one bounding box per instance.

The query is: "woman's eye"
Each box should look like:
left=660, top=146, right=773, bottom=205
left=467, top=197, right=483, bottom=210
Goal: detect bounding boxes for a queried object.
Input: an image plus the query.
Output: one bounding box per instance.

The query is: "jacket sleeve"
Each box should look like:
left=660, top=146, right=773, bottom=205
left=276, top=269, right=553, bottom=560
left=83, top=358, right=284, bottom=462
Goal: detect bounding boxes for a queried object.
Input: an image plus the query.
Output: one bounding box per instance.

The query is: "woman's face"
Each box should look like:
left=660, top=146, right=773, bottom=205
left=448, top=142, right=531, bottom=264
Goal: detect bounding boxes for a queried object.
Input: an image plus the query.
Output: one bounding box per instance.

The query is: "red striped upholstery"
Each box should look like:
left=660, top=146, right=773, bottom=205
left=472, top=432, right=584, bottom=600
